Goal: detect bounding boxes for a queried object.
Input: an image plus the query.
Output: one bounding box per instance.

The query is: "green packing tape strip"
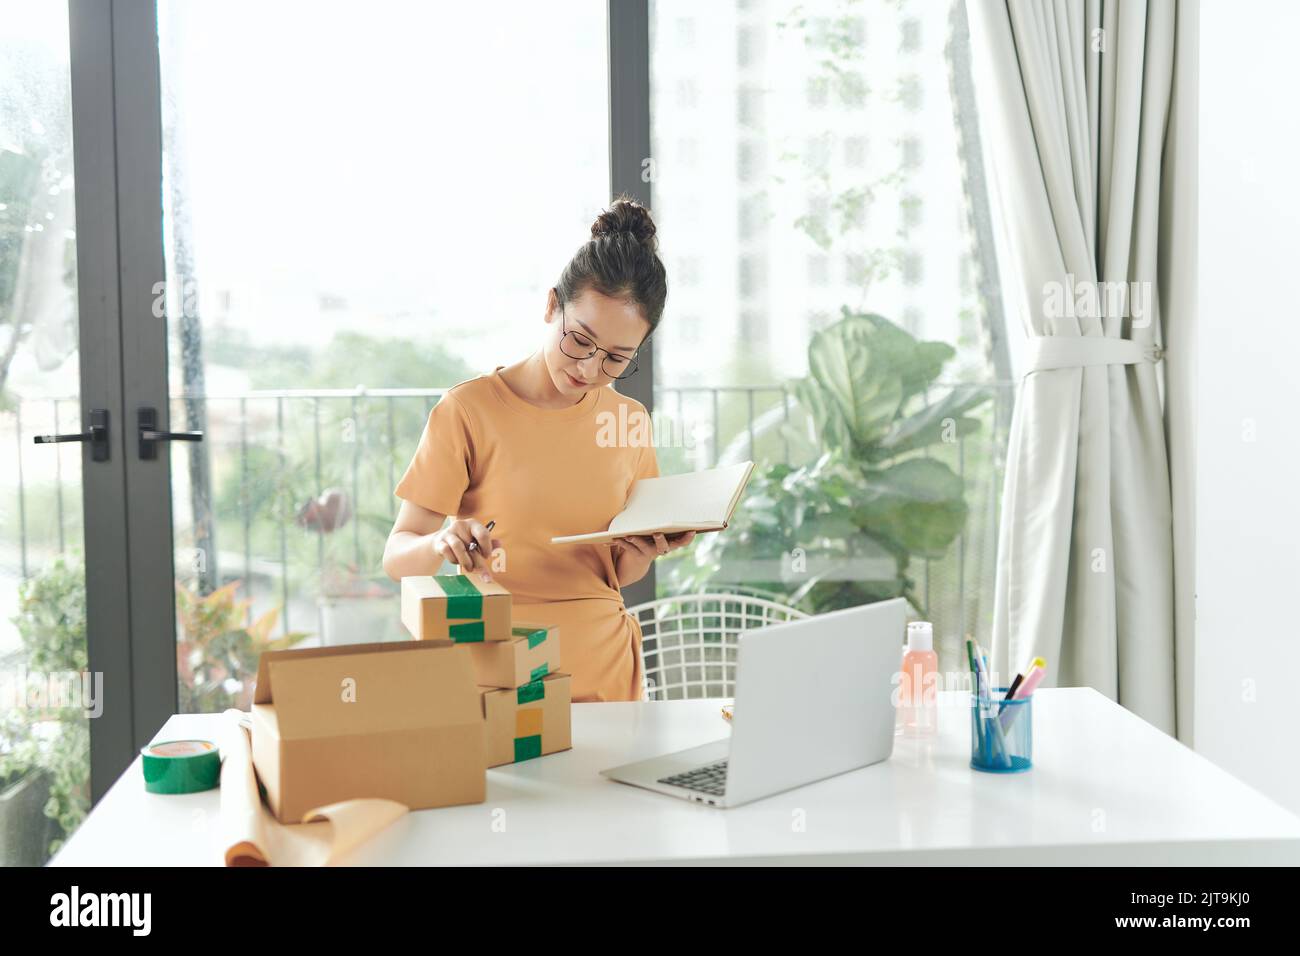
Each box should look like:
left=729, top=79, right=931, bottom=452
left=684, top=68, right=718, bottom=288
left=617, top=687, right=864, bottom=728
left=514, top=735, right=542, bottom=762
left=449, top=621, right=485, bottom=643
left=529, top=663, right=549, bottom=681
left=517, top=679, right=545, bottom=705
left=436, top=574, right=483, bottom=620
left=141, top=739, right=220, bottom=794
left=512, top=626, right=548, bottom=649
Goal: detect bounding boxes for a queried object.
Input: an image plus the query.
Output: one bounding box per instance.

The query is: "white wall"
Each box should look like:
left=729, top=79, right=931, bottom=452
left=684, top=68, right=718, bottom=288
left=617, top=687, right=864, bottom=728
left=1197, top=0, right=1300, bottom=814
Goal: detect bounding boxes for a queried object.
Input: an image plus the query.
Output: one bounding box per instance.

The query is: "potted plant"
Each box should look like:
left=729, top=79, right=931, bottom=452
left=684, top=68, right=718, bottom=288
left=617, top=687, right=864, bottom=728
left=176, top=580, right=310, bottom=713
left=664, top=310, right=992, bottom=617
left=0, top=555, right=91, bottom=864
left=293, top=488, right=405, bottom=646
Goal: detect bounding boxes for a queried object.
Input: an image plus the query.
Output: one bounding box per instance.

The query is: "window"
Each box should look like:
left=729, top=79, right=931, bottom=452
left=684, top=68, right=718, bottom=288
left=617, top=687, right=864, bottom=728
left=650, top=0, right=1008, bottom=661
left=739, top=309, right=766, bottom=343
left=806, top=134, right=832, bottom=171
left=900, top=193, right=923, bottom=229
left=901, top=135, right=923, bottom=169
left=844, top=136, right=868, bottom=167
left=739, top=195, right=767, bottom=236
left=157, top=0, right=609, bottom=703
left=838, top=72, right=868, bottom=108
left=900, top=17, right=922, bottom=52
left=737, top=85, right=762, bottom=127
left=737, top=139, right=764, bottom=180
left=737, top=26, right=756, bottom=68
left=806, top=76, right=830, bottom=109
left=902, top=250, right=924, bottom=285
left=808, top=254, right=831, bottom=285
left=899, top=74, right=924, bottom=111
left=738, top=255, right=764, bottom=297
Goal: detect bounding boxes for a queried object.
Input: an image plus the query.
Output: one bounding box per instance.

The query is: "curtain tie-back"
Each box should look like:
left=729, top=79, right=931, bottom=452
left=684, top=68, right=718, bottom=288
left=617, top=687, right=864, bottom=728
left=1024, top=336, right=1163, bottom=374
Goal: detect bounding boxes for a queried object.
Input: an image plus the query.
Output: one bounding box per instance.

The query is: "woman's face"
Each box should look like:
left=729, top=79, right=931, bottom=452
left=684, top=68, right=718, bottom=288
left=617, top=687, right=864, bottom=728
left=544, top=287, right=649, bottom=394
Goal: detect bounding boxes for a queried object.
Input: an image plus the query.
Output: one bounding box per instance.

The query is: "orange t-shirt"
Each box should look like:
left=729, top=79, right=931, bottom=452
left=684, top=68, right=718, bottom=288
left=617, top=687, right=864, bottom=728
left=393, top=366, right=660, bottom=702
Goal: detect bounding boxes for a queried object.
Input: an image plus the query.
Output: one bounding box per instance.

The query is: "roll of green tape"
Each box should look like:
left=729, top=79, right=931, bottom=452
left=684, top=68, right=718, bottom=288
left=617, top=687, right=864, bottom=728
left=141, top=739, right=220, bottom=794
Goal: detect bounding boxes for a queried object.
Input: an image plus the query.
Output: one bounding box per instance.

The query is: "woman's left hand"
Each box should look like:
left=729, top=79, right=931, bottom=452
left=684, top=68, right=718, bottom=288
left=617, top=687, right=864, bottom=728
left=613, top=530, right=696, bottom=559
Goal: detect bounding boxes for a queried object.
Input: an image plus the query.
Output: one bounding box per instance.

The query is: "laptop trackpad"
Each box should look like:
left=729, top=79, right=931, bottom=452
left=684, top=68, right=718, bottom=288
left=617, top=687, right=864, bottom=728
left=601, top=738, right=730, bottom=782
left=663, top=739, right=730, bottom=770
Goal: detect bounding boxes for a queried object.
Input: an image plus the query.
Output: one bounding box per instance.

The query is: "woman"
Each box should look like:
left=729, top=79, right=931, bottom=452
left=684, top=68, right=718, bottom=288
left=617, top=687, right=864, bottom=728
left=383, top=197, right=695, bottom=702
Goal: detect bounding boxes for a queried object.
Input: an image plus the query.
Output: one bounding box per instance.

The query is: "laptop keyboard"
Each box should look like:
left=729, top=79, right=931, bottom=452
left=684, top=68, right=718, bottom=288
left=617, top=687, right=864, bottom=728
left=658, top=759, right=729, bottom=797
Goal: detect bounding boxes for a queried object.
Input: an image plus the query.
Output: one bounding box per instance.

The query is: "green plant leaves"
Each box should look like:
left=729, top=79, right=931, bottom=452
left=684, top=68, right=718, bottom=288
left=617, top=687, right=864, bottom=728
left=850, top=457, right=969, bottom=559
left=665, top=309, right=993, bottom=617
left=871, top=384, right=993, bottom=461
left=800, top=314, right=904, bottom=451
left=844, top=311, right=955, bottom=405
left=12, top=555, right=87, bottom=674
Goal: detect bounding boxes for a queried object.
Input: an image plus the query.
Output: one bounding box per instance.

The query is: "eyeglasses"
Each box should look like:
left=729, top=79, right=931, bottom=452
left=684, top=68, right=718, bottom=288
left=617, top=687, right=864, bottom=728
left=554, top=290, right=640, bottom=381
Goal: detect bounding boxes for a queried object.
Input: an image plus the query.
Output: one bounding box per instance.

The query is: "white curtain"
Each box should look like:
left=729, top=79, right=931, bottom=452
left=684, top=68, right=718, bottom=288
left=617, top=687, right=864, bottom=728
left=967, top=0, right=1179, bottom=733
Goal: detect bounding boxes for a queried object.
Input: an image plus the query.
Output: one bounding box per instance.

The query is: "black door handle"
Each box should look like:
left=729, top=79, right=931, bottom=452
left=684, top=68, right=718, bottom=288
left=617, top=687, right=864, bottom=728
left=33, top=408, right=111, bottom=462
left=138, top=407, right=204, bottom=460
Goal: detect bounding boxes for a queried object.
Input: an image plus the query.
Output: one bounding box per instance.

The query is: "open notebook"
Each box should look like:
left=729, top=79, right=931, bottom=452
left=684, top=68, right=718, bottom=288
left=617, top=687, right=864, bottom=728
left=551, top=460, right=755, bottom=545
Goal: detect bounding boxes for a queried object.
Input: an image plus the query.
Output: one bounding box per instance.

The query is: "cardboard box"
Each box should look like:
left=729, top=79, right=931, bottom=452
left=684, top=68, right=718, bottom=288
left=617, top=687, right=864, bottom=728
left=480, top=673, right=572, bottom=768
left=251, top=640, right=486, bottom=823
left=468, top=621, right=560, bottom=689
left=401, top=574, right=512, bottom=643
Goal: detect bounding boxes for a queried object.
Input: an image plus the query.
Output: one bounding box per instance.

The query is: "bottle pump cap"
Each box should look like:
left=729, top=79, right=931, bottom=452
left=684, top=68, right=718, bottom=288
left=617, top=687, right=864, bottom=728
left=906, top=621, right=933, bottom=653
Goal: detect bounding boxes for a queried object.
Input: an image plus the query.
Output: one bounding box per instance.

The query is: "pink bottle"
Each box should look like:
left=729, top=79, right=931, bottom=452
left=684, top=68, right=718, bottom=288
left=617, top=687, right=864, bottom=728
left=899, top=621, right=938, bottom=737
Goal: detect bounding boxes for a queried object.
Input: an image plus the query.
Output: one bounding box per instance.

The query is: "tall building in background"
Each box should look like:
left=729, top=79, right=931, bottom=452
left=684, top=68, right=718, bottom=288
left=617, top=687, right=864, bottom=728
left=650, top=0, right=986, bottom=387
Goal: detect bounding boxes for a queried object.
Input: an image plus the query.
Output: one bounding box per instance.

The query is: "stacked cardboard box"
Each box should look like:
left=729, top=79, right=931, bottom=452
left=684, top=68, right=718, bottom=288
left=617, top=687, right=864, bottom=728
left=249, top=580, right=580, bottom=819
left=400, top=574, right=512, bottom=643
left=399, top=576, right=573, bottom=769
left=473, top=621, right=572, bottom=768
left=480, top=671, right=572, bottom=767
left=467, top=622, right=559, bottom=687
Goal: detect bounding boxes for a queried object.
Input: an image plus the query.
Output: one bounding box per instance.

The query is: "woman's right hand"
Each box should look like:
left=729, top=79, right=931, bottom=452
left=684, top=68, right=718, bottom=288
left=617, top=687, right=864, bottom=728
left=432, top=518, right=500, bottom=580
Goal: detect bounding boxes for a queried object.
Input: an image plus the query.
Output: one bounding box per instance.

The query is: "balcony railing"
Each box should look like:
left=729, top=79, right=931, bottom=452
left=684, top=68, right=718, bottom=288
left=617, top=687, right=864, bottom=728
left=3, top=381, right=1015, bottom=658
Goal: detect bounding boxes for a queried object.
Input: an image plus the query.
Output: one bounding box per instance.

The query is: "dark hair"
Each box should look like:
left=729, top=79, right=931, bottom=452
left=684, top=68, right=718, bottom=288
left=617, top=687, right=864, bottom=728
left=555, top=196, right=668, bottom=340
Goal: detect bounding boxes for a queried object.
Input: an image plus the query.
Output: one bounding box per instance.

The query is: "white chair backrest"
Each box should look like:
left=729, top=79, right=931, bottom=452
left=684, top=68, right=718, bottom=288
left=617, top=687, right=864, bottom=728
left=627, top=592, right=809, bottom=700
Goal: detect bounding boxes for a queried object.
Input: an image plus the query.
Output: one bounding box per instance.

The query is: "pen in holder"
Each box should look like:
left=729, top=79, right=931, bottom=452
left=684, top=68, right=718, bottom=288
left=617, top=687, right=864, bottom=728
left=970, top=686, right=1032, bottom=773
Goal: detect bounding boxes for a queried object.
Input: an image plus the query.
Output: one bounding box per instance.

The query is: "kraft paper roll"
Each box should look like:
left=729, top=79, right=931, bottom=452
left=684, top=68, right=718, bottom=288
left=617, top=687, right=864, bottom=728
left=217, top=709, right=408, bottom=867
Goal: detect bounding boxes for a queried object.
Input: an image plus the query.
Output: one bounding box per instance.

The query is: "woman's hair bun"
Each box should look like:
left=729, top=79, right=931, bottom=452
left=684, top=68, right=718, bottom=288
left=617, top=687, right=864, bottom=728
left=558, top=194, right=668, bottom=331
left=591, top=195, right=657, bottom=248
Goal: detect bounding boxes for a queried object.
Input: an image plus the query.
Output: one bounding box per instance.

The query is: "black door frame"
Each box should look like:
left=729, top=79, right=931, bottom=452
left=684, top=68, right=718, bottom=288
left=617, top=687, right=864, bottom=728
left=69, top=0, right=658, bottom=802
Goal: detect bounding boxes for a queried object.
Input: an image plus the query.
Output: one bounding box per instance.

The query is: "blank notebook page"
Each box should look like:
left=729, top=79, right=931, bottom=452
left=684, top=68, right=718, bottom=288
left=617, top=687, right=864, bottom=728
left=606, top=461, right=753, bottom=534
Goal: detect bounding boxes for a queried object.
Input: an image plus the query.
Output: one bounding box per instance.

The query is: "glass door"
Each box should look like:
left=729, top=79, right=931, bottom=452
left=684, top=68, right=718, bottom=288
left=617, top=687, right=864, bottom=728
left=0, top=2, right=92, bottom=866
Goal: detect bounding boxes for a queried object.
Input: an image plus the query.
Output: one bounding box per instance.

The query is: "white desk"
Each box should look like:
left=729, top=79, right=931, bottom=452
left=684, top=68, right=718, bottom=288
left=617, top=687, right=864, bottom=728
left=52, top=688, right=1300, bottom=866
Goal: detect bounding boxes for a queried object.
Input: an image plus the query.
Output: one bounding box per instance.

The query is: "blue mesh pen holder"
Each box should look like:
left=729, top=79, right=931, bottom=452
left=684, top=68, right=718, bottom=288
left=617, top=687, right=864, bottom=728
left=969, top=686, right=1032, bottom=773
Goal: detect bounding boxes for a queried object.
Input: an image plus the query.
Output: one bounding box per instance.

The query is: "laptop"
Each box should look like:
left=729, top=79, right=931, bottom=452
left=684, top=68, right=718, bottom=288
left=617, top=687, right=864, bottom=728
left=599, top=598, right=907, bottom=808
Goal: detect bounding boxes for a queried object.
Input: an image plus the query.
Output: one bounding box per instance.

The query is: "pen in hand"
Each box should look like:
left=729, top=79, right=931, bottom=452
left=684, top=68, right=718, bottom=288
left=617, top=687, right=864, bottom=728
left=466, top=519, right=495, bottom=554
left=467, top=520, right=495, bottom=582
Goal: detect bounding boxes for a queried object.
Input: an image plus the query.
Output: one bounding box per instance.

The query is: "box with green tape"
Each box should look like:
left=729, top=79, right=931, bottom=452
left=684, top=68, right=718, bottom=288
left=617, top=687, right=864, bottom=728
left=467, top=621, right=560, bottom=689
left=480, top=672, right=572, bottom=768
left=400, top=574, right=512, bottom=644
